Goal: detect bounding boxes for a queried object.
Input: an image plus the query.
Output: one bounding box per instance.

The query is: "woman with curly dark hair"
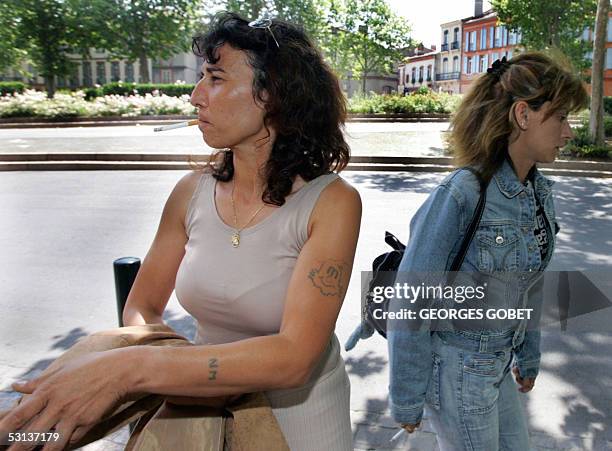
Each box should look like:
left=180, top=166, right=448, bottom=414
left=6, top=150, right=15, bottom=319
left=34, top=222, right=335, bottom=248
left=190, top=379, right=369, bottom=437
left=0, top=12, right=360, bottom=450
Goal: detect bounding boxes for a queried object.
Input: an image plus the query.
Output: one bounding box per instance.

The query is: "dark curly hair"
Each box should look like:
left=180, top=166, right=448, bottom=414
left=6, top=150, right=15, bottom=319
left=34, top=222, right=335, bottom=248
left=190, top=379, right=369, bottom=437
left=192, top=12, right=350, bottom=206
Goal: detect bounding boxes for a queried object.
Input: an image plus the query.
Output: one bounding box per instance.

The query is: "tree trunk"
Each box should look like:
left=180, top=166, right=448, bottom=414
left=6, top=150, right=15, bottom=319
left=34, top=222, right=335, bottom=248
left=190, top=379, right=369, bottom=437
left=45, top=75, right=56, bottom=99
left=139, top=51, right=150, bottom=83
left=589, top=0, right=609, bottom=147
left=361, top=72, right=367, bottom=94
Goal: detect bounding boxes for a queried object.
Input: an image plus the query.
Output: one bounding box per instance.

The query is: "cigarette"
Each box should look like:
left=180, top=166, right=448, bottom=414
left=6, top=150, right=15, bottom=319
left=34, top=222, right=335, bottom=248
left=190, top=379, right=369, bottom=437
left=389, top=428, right=406, bottom=443
left=154, top=119, right=199, bottom=132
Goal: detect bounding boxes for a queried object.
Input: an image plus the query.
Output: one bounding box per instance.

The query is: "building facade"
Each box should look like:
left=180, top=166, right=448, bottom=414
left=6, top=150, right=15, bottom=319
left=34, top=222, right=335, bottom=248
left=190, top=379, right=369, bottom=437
left=583, top=11, right=612, bottom=97
left=436, top=19, right=462, bottom=94
left=1, top=49, right=203, bottom=89
left=397, top=45, right=437, bottom=94
left=460, top=9, right=522, bottom=93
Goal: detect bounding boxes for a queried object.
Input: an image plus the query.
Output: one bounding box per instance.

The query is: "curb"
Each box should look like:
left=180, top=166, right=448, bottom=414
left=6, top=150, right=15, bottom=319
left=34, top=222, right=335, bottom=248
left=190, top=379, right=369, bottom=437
left=0, top=114, right=586, bottom=129
left=0, top=114, right=453, bottom=129
left=1, top=153, right=610, bottom=177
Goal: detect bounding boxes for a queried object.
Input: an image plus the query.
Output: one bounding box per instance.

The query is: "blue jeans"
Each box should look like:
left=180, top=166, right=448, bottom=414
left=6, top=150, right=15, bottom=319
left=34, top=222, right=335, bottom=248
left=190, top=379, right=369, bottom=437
left=426, top=332, right=531, bottom=451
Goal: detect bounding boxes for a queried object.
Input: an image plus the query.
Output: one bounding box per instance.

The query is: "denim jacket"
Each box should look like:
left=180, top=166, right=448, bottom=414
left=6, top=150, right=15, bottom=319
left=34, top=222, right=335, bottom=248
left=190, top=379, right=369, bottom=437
left=387, top=159, right=558, bottom=425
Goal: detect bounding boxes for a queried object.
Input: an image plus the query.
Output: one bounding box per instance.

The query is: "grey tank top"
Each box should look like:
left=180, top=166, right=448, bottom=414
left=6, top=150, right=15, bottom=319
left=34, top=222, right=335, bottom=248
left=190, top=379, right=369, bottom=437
left=176, top=171, right=340, bottom=346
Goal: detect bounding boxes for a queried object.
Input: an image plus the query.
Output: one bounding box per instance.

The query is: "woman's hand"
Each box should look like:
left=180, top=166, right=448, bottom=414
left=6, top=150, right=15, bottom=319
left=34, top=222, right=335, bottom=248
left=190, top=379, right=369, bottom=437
left=512, top=366, right=536, bottom=393
left=0, top=349, right=135, bottom=451
left=401, top=422, right=421, bottom=433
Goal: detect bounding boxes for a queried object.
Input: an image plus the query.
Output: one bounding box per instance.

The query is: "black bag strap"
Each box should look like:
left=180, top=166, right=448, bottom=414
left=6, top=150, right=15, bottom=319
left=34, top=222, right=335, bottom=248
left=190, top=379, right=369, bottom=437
left=385, top=231, right=406, bottom=252
left=449, top=167, right=488, bottom=271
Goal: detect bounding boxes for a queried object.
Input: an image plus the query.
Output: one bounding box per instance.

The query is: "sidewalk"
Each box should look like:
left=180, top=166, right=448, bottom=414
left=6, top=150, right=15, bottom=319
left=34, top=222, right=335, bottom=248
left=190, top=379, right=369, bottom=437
left=1, top=170, right=611, bottom=450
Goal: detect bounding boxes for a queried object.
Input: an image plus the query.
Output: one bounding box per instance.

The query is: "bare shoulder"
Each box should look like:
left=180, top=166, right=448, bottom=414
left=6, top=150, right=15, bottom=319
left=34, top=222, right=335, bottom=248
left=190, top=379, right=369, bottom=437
left=309, top=176, right=362, bottom=231
left=319, top=176, right=361, bottom=210
left=164, top=170, right=206, bottom=227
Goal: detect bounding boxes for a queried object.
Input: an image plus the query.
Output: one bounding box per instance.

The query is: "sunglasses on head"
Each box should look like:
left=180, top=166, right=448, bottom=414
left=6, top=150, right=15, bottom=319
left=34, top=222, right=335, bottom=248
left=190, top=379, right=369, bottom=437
left=248, top=17, right=280, bottom=48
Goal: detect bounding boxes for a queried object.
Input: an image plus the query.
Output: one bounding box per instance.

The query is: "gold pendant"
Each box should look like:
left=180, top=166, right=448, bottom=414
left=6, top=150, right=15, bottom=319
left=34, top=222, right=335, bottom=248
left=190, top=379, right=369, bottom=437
left=231, top=232, right=240, bottom=248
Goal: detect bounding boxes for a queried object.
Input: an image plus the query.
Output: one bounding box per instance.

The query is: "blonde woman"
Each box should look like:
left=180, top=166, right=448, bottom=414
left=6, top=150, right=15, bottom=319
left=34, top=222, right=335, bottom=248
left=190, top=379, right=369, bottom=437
left=388, top=52, right=588, bottom=450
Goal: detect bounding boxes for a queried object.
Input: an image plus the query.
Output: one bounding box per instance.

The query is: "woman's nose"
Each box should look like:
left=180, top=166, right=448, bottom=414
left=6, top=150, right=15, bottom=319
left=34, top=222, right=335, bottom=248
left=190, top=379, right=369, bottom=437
left=563, top=121, right=574, bottom=140
left=190, top=79, right=207, bottom=109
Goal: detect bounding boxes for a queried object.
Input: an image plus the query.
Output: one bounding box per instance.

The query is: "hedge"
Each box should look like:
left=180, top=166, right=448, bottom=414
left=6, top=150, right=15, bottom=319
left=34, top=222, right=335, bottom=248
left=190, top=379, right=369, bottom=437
left=0, top=82, right=26, bottom=96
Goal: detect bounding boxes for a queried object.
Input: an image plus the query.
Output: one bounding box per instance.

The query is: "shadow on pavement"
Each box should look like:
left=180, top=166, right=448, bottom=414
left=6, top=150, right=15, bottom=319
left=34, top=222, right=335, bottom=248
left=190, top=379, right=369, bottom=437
left=347, top=172, right=443, bottom=193
left=345, top=351, right=387, bottom=379
left=526, top=331, right=612, bottom=450
left=550, top=177, right=612, bottom=271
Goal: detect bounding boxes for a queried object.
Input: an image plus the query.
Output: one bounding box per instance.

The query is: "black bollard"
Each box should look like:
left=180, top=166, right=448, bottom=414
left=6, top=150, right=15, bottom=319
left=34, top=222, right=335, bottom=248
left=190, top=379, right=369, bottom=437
left=113, top=257, right=141, bottom=327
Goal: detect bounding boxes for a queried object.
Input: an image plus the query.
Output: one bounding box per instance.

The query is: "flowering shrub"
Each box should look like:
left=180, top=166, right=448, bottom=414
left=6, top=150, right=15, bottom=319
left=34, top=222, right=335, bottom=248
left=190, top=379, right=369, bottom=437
left=0, top=89, right=197, bottom=118
left=348, top=91, right=462, bottom=114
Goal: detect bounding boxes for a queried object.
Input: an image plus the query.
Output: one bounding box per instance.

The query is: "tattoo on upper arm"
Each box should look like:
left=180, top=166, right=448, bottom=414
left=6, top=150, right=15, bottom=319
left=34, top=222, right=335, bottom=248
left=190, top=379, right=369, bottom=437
left=208, top=358, right=218, bottom=381
left=308, top=260, right=348, bottom=297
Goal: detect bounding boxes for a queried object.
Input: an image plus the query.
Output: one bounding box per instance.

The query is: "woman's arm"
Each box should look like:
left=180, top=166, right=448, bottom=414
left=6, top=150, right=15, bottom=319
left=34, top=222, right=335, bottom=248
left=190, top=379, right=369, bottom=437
left=122, top=171, right=200, bottom=326
left=123, top=178, right=362, bottom=396
left=388, top=183, right=463, bottom=426
left=0, top=178, right=360, bottom=448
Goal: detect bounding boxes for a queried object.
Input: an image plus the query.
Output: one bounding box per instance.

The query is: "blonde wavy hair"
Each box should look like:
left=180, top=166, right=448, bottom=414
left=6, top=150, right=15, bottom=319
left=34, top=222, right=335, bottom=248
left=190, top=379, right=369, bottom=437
left=448, top=51, right=588, bottom=181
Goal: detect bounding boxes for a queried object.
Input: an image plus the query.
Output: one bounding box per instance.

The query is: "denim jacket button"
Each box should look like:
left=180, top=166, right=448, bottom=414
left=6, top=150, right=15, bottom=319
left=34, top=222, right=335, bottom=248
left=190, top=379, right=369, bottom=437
left=495, top=236, right=504, bottom=244
left=521, top=227, right=529, bottom=233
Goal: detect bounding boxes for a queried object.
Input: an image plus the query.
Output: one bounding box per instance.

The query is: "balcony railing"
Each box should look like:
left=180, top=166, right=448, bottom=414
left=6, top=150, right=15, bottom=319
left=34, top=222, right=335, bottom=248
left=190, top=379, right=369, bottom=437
left=451, top=41, right=459, bottom=50
left=435, top=71, right=460, bottom=81
left=441, top=43, right=449, bottom=51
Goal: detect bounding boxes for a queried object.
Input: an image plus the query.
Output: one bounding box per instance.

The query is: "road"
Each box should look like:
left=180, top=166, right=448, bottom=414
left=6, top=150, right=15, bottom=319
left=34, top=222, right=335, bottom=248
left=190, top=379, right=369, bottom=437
left=1, top=169, right=611, bottom=450
left=0, top=122, right=449, bottom=157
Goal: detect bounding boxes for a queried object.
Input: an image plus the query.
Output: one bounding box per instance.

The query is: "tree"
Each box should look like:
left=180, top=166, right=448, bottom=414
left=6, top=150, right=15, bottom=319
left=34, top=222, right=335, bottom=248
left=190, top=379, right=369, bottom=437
left=328, top=0, right=413, bottom=94
left=0, top=3, right=27, bottom=75
left=101, top=0, right=204, bottom=83
left=589, top=0, right=609, bottom=147
left=209, top=0, right=327, bottom=41
left=492, top=0, right=598, bottom=72
left=1, top=0, right=104, bottom=97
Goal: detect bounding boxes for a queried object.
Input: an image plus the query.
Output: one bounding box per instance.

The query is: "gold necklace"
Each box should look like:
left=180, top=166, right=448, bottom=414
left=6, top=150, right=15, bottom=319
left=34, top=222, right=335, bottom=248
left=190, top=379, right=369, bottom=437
left=230, top=180, right=265, bottom=248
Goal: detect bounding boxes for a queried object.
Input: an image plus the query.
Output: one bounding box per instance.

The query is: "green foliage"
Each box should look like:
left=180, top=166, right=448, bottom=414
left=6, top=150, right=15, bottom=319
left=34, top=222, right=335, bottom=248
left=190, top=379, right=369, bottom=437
left=213, top=0, right=326, bottom=35
left=2, top=0, right=107, bottom=97
left=100, top=0, right=205, bottom=83
left=101, top=83, right=195, bottom=97
left=491, top=0, right=598, bottom=72
left=83, top=87, right=103, bottom=101
left=604, top=97, right=612, bottom=115
left=80, top=83, right=195, bottom=99
left=605, top=115, right=612, bottom=137
left=564, top=118, right=612, bottom=158
left=348, top=92, right=461, bottom=114
left=0, top=3, right=28, bottom=73
left=324, top=0, right=414, bottom=92
left=567, top=144, right=611, bottom=158
left=0, top=82, right=26, bottom=96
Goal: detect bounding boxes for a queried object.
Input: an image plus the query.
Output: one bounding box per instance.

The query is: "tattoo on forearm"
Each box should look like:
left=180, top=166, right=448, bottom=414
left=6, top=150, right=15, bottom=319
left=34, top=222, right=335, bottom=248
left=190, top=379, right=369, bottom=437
left=208, top=358, right=219, bottom=381
left=308, top=260, right=347, bottom=297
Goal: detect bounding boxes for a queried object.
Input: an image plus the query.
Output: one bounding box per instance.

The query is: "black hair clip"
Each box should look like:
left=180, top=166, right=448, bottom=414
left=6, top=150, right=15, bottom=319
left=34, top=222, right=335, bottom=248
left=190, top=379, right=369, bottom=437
left=487, top=56, right=511, bottom=78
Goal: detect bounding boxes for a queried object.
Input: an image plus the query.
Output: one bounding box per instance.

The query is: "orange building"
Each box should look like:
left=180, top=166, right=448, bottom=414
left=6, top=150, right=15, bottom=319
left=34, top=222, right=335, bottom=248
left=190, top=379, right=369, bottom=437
left=460, top=9, right=522, bottom=93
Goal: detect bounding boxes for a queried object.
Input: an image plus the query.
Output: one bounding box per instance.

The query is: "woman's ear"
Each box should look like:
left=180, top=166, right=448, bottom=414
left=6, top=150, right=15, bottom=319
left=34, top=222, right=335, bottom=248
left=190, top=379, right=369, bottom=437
left=513, top=101, right=529, bottom=130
